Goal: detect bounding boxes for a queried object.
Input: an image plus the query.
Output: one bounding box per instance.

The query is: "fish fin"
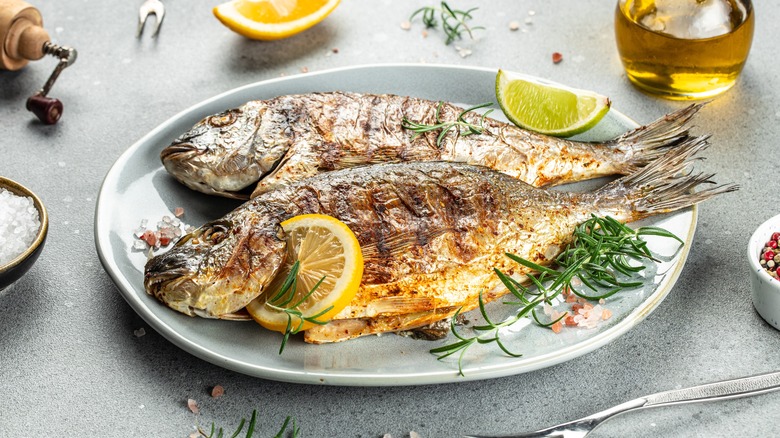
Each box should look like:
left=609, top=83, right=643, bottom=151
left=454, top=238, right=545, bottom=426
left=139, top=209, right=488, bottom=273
left=193, top=308, right=252, bottom=321
left=607, top=103, right=705, bottom=170
left=595, top=135, right=738, bottom=219
left=365, top=297, right=437, bottom=316
left=304, top=307, right=460, bottom=343
left=251, top=145, right=319, bottom=197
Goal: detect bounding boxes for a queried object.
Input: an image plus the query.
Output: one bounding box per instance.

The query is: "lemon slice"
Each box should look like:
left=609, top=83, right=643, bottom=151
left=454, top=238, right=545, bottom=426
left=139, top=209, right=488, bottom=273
left=496, top=69, right=611, bottom=137
left=213, top=0, right=341, bottom=40
left=246, top=214, right=363, bottom=334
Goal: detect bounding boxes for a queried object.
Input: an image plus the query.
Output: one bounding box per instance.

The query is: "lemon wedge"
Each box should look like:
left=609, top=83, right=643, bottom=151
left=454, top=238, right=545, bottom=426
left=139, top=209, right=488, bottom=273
left=246, top=214, right=363, bottom=334
left=213, top=0, right=341, bottom=40
left=496, top=69, right=611, bottom=137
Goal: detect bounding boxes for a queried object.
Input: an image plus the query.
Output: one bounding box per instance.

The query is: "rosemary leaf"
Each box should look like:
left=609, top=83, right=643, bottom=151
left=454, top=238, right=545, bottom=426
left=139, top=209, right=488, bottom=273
left=229, top=417, right=245, bottom=438
left=402, top=102, right=493, bottom=146
left=430, top=215, right=683, bottom=375
left=409, top=2, right=483, bottom=45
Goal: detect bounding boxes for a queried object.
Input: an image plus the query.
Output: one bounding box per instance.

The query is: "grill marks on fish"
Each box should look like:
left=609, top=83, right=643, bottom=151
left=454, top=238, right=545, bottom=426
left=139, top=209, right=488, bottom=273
left=161, top=92, right=702, bottom=199
left=146, top=161, right=592, bottom=322
left=146, top=125, right=734, bottom=342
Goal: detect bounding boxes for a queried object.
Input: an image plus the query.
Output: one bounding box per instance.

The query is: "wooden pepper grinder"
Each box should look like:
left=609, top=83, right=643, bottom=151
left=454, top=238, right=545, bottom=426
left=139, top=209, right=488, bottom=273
left=0, top=0, right=77, bottom=124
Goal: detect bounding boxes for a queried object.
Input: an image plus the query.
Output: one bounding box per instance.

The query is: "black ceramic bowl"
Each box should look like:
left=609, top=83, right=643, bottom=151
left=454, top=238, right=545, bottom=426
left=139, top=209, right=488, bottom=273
left=0, top=177, right=48, bottom=291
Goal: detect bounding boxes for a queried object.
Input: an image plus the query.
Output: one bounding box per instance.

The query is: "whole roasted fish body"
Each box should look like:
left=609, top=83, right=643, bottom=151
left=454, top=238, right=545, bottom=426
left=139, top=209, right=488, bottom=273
left=145, top=138, right=735, bottom=343
left=160, top=91, right=701, bottom=199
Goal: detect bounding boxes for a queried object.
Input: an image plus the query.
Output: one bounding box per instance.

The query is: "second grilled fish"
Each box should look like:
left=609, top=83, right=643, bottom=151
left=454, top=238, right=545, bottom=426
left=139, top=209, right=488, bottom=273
left=145, top=137, right=735, bottom=343
left=160, top=92, right=702, bottom=199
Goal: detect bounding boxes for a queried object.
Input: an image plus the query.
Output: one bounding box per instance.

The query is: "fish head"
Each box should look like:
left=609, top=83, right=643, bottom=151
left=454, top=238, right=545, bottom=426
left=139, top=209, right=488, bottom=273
left=144, top=211, right=287, bottom=318
left=160, top=101, right=287, bottom=199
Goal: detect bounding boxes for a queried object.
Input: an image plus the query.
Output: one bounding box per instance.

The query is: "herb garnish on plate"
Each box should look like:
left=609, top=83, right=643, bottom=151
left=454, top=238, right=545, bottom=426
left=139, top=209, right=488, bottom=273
left=431, top=215, right=683, bottom=376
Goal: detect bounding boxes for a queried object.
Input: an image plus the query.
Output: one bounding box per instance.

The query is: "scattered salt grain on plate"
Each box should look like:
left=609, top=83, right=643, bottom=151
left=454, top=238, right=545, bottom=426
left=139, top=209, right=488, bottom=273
left=211, top=385, right=224, bottom=398
left=575, top=304, right=605, bottom=329
left=133, top=328, right=146, bottom=338
left=0, top=188, right=41, bottom=266
left=131, top=209, right=191, bottom=254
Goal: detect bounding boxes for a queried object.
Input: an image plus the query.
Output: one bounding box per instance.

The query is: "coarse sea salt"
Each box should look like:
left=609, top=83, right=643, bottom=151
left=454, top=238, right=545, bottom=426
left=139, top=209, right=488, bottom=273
left=0, top=188, right=41, bottom=266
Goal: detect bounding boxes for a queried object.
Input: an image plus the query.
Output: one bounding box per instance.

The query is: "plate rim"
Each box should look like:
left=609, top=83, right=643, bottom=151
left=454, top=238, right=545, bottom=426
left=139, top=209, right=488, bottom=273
left=94, top=63, right=697, bottom=386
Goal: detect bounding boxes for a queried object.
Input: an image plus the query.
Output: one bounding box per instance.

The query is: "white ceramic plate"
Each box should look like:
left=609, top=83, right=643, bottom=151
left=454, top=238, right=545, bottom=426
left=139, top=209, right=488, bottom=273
left=95, top=64, right=696, bottom=386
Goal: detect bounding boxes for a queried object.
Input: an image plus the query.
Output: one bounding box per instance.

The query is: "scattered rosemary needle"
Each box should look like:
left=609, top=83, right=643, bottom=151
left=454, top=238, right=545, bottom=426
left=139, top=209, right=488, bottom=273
left=402, top=101, right=493, bottom=146
left=431, top=215, right=683, bottom=376
left=199, top=411, right=300, bottom=438
left=410, top=2, right=484, bottom=45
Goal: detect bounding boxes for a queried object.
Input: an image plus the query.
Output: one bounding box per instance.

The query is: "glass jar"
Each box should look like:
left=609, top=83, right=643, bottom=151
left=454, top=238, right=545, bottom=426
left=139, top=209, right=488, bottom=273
left=615, top=0, right=754, bottom=100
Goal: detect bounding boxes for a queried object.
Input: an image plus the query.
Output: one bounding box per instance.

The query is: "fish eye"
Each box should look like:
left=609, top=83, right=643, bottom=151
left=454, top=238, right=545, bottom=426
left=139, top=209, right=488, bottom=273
left=207, top=110, right=239, bottom=128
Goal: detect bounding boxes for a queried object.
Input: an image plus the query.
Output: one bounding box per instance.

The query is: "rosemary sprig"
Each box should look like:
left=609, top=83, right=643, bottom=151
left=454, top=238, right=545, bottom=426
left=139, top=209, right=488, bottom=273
left=410, top=2, right=484, bottom=45
left=199, top=411, right=299, bottom=438
left=431, top=215, right=683, bottom=375
left=402, top=101, right=493, bottom=146
left=265, top=260, right=330, bottom=354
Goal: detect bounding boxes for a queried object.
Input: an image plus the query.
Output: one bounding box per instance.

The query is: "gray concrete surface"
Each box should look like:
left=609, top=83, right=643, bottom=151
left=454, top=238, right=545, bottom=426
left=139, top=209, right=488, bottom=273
left=1, top=1, right=778, bottom=436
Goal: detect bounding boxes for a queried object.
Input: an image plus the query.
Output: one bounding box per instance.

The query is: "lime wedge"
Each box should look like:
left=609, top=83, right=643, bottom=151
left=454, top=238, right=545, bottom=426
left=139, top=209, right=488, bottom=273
left=495, top=69, right=611, bottom=137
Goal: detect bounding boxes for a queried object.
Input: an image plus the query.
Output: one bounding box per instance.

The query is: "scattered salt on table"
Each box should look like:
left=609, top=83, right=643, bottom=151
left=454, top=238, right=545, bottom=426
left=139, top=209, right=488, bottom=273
left=187, top=398, right=199, bottom=414
left=0, top=188, right=40, bottom=266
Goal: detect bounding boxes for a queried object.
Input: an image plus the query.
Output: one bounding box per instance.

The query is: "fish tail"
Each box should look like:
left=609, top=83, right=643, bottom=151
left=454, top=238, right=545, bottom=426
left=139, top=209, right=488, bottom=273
left=593, top=134, right=738, bottom=220
left=606, top=103, right=705, bottom=171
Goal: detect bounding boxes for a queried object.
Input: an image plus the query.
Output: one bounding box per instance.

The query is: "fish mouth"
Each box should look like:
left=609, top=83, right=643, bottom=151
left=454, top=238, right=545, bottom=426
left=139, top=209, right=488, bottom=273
left=160, top=143, right=251, bottom=200
left=160, top=142, right=202, bottom=162
left=144, top=246, right=200, bottom=293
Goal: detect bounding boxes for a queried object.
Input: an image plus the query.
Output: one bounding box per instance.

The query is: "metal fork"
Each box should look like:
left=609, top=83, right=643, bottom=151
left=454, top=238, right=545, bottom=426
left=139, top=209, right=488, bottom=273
left=137, top=0, right=165, bottom=38
left=464, top=370, right=780, bottom=438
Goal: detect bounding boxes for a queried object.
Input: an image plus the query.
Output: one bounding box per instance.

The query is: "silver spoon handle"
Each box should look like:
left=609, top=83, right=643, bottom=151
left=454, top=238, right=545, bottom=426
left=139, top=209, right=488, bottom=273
left=642, top=370, right=780, bottom=408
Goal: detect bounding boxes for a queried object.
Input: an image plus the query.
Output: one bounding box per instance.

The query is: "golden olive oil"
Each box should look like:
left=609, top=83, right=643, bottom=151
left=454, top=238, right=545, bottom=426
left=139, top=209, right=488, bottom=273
left=615, top=0, right=754, bottom=99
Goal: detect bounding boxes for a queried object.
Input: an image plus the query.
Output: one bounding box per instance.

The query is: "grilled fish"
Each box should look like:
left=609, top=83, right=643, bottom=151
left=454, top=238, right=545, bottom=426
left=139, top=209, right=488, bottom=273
left=145, top=137, right=735, bottom=343
left=160, top=92, right=702, bottom=199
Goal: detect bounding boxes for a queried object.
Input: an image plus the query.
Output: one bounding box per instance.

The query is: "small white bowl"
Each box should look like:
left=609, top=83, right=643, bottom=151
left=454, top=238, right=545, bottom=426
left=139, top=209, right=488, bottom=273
left=749, top=213, right=780, bottom=330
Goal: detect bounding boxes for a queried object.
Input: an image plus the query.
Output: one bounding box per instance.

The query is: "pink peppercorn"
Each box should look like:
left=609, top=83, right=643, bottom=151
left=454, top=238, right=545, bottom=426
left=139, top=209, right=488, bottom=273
left=773, top=232, right=780, bottom=241
left=764, top=251, right=776, bottom=261
left=768, top=240, right=778, bottom=249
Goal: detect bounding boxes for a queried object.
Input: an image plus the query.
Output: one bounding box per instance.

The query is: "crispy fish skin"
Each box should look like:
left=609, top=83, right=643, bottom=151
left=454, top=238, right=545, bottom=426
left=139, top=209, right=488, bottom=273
left=160, top=92, right=702, bottom=199
left=145, top=138, right=735, bottom=343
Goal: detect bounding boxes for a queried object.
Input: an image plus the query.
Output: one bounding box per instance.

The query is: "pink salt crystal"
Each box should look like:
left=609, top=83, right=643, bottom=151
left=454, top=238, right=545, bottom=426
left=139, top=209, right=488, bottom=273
left=211, top=385, right=224, bottom=398
left=187, top=399, right=199, bottom=414
left=141, top=230, right=157, bottom=246
left=174, top=207, right=185, bottom=217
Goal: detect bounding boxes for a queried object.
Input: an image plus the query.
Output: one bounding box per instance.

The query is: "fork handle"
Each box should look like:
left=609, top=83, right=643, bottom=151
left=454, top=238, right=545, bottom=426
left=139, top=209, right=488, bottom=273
left=642, top=370, right=780, bottom=408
